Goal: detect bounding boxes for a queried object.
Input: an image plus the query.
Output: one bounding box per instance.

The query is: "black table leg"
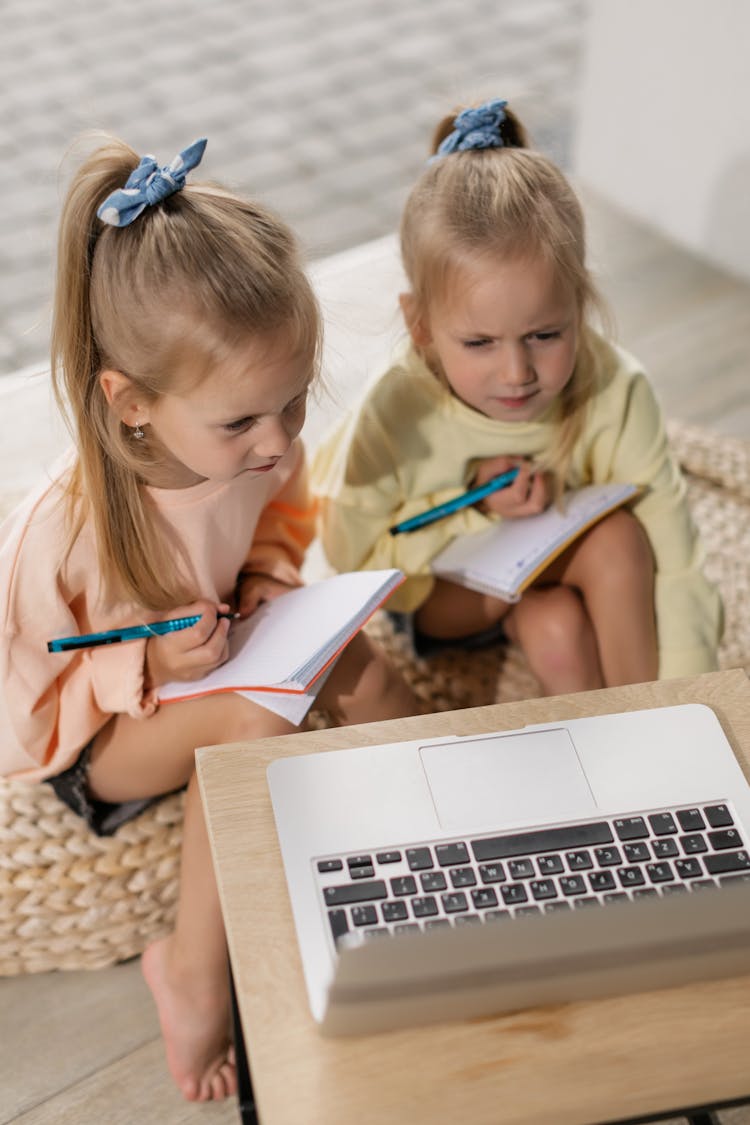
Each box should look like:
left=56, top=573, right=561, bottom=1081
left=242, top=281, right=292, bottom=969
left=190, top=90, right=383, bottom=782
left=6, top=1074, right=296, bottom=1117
left=229, top=961, right=258, bottom=1125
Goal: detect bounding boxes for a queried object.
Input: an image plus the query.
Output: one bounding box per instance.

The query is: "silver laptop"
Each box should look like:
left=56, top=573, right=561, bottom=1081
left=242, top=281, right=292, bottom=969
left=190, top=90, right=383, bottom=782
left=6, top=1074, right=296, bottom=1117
left=267, top=703, right=750, bottom=1035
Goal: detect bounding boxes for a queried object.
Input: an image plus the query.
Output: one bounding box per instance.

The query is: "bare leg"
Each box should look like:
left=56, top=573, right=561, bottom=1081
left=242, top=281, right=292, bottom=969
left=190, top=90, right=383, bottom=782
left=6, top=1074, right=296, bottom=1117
left=504, top=585, right=603, bottom=694
left=88, top=694, right=296, bottom=1102
left=416, top=577, right=602, bottom=695
left=545, top=509, right=658, bottom=686
left=415, top=577, right=512, bottom=639
left=86, top=634, right=419, bottom=1102
left=317, top=630, right=423, bottom=723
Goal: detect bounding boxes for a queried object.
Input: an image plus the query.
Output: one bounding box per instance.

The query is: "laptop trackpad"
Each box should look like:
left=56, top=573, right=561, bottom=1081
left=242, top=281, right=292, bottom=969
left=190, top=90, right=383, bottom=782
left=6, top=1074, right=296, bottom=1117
left=420, top=728, right=597, bottom=831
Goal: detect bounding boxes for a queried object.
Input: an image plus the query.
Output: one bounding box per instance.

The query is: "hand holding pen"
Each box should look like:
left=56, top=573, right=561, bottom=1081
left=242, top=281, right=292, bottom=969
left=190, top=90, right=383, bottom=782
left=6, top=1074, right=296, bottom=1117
left=142, top=600, right=237, bottom=689
left=389, top=458, right=547, bottom=536
left=472, top=456, right=549, bottom=518
left=48, top=601, right=238, bottom=690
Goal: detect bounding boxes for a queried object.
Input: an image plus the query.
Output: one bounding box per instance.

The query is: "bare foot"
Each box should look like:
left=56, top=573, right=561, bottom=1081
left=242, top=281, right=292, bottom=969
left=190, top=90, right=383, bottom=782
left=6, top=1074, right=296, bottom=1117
left=142, top=936, right=238, bottom=1101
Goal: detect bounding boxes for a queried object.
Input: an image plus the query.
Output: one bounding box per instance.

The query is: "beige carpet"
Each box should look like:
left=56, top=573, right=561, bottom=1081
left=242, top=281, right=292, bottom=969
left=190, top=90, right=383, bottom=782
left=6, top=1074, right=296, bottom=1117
left=2, top=419, right=750, bottom=974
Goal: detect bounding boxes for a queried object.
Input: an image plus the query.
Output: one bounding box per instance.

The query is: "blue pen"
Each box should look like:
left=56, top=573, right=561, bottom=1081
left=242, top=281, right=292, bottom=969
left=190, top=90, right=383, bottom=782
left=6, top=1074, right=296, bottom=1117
left=47, top=612, right=237, bottom=653
left=389, top=467, right=521, bottom=536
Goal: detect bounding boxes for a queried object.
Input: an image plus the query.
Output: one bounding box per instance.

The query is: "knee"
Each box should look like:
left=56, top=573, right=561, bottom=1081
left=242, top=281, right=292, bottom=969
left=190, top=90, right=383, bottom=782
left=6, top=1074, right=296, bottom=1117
left=579, top=509, right=654, bottom=593
left=519, top=587, right=591, bottom=667
left=324, top=631, right=394, bottom=702
left=218, top=693, right=297, bottom=743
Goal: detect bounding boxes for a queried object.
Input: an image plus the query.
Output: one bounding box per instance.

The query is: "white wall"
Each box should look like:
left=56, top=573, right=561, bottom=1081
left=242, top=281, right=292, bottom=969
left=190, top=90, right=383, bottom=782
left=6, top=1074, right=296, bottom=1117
left=574, top=0, right=750, bottom=281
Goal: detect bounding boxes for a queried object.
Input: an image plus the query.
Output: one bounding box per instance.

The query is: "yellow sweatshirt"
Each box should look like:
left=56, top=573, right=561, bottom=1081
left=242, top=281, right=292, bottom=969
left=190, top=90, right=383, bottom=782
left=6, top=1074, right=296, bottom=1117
left=312, top=334, right=722, bottom=678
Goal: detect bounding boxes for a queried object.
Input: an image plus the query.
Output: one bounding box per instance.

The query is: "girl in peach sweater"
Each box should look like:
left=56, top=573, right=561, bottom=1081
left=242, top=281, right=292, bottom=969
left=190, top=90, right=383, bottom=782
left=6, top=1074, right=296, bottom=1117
left=0, top=136, right=418, bottom=1102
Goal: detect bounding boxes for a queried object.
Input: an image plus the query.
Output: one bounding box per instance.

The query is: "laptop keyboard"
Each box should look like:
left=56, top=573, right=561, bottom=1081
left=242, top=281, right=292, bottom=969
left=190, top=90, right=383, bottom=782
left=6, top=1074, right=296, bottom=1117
left=313, top=801, right=750, bottom=949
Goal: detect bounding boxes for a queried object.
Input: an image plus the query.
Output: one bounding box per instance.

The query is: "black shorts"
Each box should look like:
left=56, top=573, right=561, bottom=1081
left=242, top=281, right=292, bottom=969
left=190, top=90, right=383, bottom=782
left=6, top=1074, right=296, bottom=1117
left=387, top=611, right=507, bottom=659
left=45, top=740, right=159, bottom=838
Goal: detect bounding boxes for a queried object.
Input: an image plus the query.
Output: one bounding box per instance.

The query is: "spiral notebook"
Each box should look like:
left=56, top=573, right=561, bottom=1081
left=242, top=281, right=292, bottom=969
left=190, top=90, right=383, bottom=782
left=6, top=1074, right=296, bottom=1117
left=431, top=482, right=639, bottom=603
left=158, top=568, right=404, bottom=719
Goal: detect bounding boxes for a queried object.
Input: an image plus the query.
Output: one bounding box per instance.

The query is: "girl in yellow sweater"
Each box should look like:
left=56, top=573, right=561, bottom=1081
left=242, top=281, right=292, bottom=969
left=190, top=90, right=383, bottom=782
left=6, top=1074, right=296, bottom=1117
left=313, top=99, right=722, bottom=690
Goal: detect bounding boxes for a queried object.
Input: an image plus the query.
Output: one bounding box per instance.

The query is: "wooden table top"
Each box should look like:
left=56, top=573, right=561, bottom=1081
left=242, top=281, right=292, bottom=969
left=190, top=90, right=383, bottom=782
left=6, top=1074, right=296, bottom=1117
left=197, top=669, right=750, bottom=1125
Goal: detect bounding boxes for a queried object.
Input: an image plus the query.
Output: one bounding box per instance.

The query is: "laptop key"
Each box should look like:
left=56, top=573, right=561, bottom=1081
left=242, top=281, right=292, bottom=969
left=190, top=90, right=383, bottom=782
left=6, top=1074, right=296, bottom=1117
left=376, top=850, right=402, bottom=864
left=351, top=905, right=378, bottom=926
left=420, top=871, right=447, bottom=892
left=648, top=812, right=678, bottom=835
left=530, top=878, right=558, bottom=900
left=381, top=900, right=409, bottom=923
left=479, top=863, right=506, bottom=883
left=681, top=834, right=708, bottom=854
left=617, top=867, right=645, bottom=888
left=501, top=884, right=528, bottom=906
left=704, top=804, right=733, bottom=828
left=406, top=847, right=434, bottom=871
left=538, top=854, right=565, bottom=875
left=652, top=839, right=679, bottom=858
left=566, top=850, right=593, bottom=871
left=614, top=817, right=648, bottom=840
left=708, top=828, right=744, bottom=850
left=350, top=865, right=375, bottom=879
left=624, top=842, right=650, bottom=863
left=348, top=854, right=373, bottom=869
left=317, top=859, right=343, bottom=873
left=324, top=880, right=387, bottom=906
left=559, top=875, right=587, bottom=896
left=471, top=887, right=499, bottom=909
left=411, top=895, right=439, bottom=918
left=676, top=807, right=705, bottom=832
left=441, top=892, right=469, bottom=913
left=646, top=861, right=674, bottom=883
left=472, top=821, right=613, bottom=861
left=450, top=867, right=477, bottom=888
left=508, top=858, right=534, bottom=880
left=327, top=909, right=349, bottom=943
left=675, top=858, right=703, bottom=878
left=435, top=842, right=470, bottom=867
left=390, top=875, right=417, bottom=896
left=589, top=871, right=616, bottom=893
left=704, top=850, right=750, bottom=875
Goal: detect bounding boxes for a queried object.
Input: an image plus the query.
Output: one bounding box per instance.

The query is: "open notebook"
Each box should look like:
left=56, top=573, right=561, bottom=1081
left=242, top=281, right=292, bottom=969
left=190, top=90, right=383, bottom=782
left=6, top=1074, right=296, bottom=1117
left=268, top=702, right=750, bottom=1034
left=431, top=482, right=639, bottom=602
left=159, top=568, right=403, bottom=723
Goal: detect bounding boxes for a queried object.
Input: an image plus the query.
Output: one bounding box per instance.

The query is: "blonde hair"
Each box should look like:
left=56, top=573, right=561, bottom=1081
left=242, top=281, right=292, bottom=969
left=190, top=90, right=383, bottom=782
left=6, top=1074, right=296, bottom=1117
left=51, top=135, right=321, bottom=610
left=400, top=104, right=609, bottom=492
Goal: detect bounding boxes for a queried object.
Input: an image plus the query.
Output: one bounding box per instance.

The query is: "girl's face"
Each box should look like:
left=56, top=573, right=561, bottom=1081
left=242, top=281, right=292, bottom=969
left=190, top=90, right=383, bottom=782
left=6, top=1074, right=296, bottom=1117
left=412, top=253, right=579, bottom=423
left=137, top=335, right=314, bottom=488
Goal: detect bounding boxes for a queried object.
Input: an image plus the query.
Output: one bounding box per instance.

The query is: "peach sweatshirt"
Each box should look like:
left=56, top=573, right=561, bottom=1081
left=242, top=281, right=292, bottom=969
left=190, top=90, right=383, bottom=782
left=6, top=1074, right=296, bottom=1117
left=0, top=440, right=314, bottom=782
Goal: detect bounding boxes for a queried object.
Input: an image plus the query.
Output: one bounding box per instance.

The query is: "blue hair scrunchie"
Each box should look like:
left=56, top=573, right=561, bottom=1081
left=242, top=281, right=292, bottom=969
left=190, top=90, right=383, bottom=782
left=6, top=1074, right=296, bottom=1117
left=97, top=137, right=208, bottom=228
left=434, top=98, right=508, bottom=160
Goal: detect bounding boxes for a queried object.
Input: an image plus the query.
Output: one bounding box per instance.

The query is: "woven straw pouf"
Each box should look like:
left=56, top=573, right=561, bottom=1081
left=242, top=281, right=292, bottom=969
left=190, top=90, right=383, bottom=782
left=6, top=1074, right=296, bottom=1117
left=0, top=781, right=183, bottom=974
left=1, top=418, right=750, bottom=975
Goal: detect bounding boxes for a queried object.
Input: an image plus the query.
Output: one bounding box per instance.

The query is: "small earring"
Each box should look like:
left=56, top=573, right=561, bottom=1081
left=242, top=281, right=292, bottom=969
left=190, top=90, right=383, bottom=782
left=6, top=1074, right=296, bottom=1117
left=133, top=423, right=145, bottom=440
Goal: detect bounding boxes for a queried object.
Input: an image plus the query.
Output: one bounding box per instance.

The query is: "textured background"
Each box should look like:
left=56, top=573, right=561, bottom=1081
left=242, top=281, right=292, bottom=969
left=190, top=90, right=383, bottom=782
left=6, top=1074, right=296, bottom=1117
left=0, top=0, right=588, bottom=374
